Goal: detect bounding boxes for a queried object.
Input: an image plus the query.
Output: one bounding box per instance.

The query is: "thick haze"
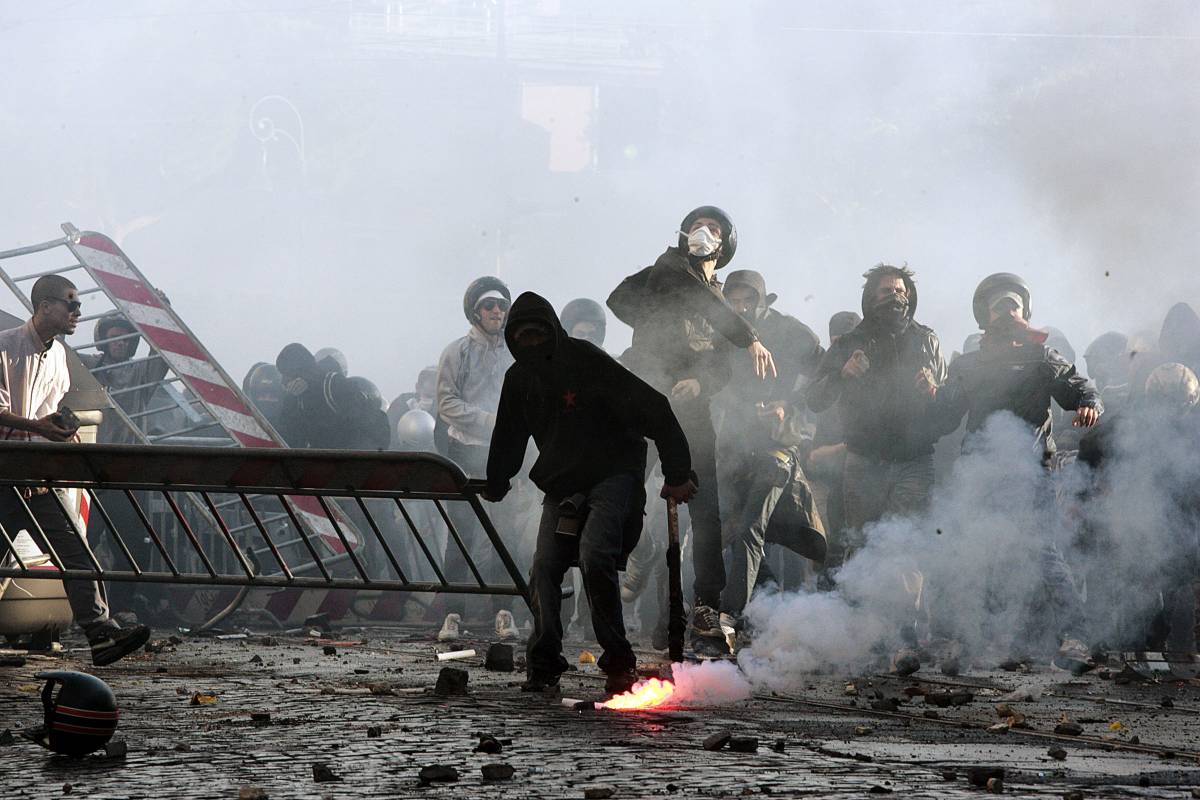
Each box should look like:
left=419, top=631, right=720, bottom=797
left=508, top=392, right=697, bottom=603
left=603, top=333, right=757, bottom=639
left=2, top=1, right=1197, bottom=398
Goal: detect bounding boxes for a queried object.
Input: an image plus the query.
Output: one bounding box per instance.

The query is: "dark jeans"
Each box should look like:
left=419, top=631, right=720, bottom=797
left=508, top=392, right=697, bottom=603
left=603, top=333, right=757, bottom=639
left=527, top=472, right=639, bottom=677
left=0, top=490, right=112, bottom=636
left=675, top=400, right=723, bottom=609
left=719, top=452, right=787, bottom=616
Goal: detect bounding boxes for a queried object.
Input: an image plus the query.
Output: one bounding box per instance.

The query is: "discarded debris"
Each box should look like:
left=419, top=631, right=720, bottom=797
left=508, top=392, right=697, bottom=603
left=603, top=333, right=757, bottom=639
left=250, top=712, right=271, bottom=725
left=1054, top=717, right=1084, bottom=736
left=1048, top=746, right=1067, bottom=760
left=579, top=650, right=597, bottom=665
left=854, top=726, right=873, bottom=736
left=728, top=736, right=758, bottom=753
left=925, top=691, right=973, bottom=708
left=367, top=726, right=382, bottom=738
left=322, top=645, right=337, bottom=656
left=312, top=763, right=342, bottom=783
left=995, top=703, right=1016, bottom=718
left=485, top=644, right=514, bottom=672
left=703, top=731, right=732, bottom=751
left=940, top=770, right=957, bottom=781
left=437, top=649, right=476, bottom=662
left=0, top=655, right=27, bottom=667
left=997, top=685, right=1041, bottom=703
left=844, top=682, right=859, bottom=696
left=967, top=767, right=1005, bottom=788
left=103, top=739, right=127, bottom=760
left=418, top=765, right=459, bottom=785
left=189, top=692, right=218, bottom=706
left=249, top=654, right=263, bottom=664
left=771, top=738, right=786, bottom=753
left=894, top=652, right=921, bottom=676
left=870, top=697, right=901, bottom=712
left=986, top=777, right=1004, bottom=793
left=238, top=787, right=268, bottom=800
left=475, top=734, right=502, bottom=754
left=434, top=667, right=469, bottom=696
left=940, top=657, right=961, bottom=677
left=481, top=763, right=514, bottom=781
left=583, top=786, right=615, bottom=799
left=0, top=729, right=12, bottom=746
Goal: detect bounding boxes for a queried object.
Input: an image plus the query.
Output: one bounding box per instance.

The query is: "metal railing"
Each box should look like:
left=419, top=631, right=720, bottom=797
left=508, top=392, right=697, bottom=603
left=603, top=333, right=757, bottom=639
left=0, top=442, right=529, bottom=607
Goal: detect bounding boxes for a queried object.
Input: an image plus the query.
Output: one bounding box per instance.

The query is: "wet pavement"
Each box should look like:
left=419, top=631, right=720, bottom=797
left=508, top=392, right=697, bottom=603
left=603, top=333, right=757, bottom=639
left=3, top=626, right=1200, bottom=799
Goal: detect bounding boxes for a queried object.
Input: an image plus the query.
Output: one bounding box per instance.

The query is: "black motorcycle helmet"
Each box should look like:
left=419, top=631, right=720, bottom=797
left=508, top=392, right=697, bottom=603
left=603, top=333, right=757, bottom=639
left=972, top=273, right=1032, bottom=330
left=27, top=671, right=119, bottom=757
left=462, top=276, right=512, bottom=324
left=678, top=206, right=738, bottom=270
left=560, top=298, right=607, bottom=344
left=347, top=376, right=384, bottom=412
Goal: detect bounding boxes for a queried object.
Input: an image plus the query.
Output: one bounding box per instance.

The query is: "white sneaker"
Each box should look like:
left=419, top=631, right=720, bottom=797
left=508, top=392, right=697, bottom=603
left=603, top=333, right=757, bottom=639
left=437, top=613, right=461, bottom=642
left=494, top=609, right=519, bottom=640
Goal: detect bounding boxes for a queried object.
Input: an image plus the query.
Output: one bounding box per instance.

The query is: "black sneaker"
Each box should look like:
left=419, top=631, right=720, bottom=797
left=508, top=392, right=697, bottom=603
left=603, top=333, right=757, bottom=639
left=689, top=605, right=723, bottom=638
left=90, top=624, right=151, bottom=667
left=604, top=669, right=639, bottom=698
left=690, top=633, right=731, bottom=659
left=520, top=672, right=561, bottom=693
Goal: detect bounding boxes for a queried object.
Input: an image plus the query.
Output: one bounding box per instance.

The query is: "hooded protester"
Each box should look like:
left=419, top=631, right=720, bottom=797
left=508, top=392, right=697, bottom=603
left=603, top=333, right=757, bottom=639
left=930, top=273, right=1101, bottom=672
left=715, top=270, right=826, bottom=642
left=434, top=276, right=518, bottom=641
left=808, top=264, right=946, bottom=536
left=486, top=292, right=695, bottom=696
left=1159, top=303, right=1200, bottom=374
left=274, top=343, right=390, bottom=450
left=607, top=206, right=777, bottom=656
left=560, top=298, right=608, bottom=348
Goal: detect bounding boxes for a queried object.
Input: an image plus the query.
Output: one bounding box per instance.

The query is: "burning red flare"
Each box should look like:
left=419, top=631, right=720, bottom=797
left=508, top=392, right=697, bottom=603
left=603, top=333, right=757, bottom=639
left=601, top=677, right=676, bottom=711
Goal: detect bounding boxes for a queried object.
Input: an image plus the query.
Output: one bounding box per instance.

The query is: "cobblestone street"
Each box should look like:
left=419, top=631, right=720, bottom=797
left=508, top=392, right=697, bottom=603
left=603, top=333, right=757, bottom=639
left=4, top=626, right=1200, bottom=799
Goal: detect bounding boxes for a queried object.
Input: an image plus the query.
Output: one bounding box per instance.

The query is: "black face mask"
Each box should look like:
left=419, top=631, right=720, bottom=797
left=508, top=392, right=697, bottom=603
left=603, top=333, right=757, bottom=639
left=871, top=296, right=909, bottom=331
left=514, top=341, right=555, bottom=369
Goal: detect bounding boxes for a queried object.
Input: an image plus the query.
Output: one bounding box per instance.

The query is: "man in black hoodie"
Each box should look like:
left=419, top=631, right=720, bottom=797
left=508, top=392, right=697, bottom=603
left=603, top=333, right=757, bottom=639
left=607, top=206, right=775, bottom=656
left=487, top=292, right=696, bottom=696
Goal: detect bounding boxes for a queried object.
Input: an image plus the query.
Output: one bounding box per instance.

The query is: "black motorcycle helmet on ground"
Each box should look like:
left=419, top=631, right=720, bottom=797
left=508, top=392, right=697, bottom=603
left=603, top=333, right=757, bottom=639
left=972, top=273, right=1032, bottom=330
left=25, top=671, right=119, bottom=757
left=462, top=276, right=511, bottom=324
left=678, top=205, right=738, bottom=270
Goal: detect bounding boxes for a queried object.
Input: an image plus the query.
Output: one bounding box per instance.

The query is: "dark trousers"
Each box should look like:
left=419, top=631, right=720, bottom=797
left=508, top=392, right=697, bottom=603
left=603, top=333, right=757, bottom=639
left=527, top=472, right=639, bottom=677
left=0, top=490, right=112, bottom=635
left=675, top=401, right=723, bottom=609
left=720, top=453, right=787, bottom=616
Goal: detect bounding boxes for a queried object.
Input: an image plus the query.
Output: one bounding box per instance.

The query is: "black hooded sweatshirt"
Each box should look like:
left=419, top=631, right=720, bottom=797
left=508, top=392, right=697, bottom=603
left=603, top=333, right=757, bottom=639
left=486, top=292, right=693, bottom=500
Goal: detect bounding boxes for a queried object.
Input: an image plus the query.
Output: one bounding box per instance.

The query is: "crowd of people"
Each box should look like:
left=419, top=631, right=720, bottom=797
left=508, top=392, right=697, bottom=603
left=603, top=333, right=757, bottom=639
left=2, top=205, right=1197, bottom=694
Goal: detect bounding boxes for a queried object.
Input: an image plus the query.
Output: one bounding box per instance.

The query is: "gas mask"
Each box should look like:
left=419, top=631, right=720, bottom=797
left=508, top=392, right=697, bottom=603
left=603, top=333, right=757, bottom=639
left=685, top=227, right=722, bottom=259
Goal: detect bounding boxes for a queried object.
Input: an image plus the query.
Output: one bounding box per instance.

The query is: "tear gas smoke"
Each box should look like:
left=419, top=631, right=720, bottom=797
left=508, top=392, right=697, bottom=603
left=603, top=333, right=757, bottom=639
left=739, top=408, right=1200, bottom=689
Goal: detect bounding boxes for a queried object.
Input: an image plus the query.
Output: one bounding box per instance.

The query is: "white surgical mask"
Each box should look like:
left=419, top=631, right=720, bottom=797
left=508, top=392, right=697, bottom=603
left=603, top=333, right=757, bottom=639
left=685, top=226, right=721, bottom=258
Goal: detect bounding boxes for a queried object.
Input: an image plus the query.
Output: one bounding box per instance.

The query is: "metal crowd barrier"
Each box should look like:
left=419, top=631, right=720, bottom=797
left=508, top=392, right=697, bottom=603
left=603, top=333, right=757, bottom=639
left=0, top=442, right=529, bottom=606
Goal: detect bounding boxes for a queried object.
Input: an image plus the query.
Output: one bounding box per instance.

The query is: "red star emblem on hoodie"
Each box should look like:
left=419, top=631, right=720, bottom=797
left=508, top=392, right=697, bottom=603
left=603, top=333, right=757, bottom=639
left=563, top=390, right=577, bottom=410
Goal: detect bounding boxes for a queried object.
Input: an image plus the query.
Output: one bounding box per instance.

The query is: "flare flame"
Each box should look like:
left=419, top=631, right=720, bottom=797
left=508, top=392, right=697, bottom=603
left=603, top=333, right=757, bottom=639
left=600, top=677, right=676, bottom=710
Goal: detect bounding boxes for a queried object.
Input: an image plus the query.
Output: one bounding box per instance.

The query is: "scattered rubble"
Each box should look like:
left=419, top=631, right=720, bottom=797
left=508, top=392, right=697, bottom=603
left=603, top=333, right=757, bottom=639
left=0, top=655, right=27, bottom=667
left=481, top=763, right=514, bottom=781
left=367, top=726, right=382, bottom=738
left=250, top=712, right=271, bottom=725
left=189, top=692, right=218, bottom=706
left=322, top=645, right=337, bottom=656
left=967, top=767, right=1005, bottom=788
left=1048, top=746, right=1067, bottom=760
left=925, top=691, right=973, bottom=708
left=436, top=649, right=475, bottom=662
left=475, top=734, right=502, bottom=754
left=311, top=763, right=342, bottom=783
left=0, top=730, right=13, bottom=746
left=418, top=764, right=459, bottom=785
left=582, top=786, right=615, bottom=799
left=894, top=653, right=921, bottom=676
left=485, top=644, right=514, bottom=672
left=103, top=740, right=128, bottom=759
left=434, top=667, right=469, bottom=696
left=1054, top=718, right=1084, bottom=736
left=727, top=736, right=758, bottom=753
left=703, top=731, right=732, bottom=751
left=238, top=788, right=268, bottom=800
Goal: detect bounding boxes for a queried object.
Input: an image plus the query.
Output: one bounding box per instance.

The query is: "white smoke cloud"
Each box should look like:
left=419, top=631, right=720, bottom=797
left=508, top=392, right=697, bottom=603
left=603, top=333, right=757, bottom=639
left=669, top=659, right=752, bottom=706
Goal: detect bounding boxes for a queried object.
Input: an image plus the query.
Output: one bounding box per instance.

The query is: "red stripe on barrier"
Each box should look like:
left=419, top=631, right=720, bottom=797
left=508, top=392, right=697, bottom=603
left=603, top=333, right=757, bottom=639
left=185, top=376, right=257, bottom=417
left=52, top=722, right=116, bottom=735
left=89, top=268, right=162, bottom=308
left=231, top=430, right=278, bottom=449
left=134, top=323, right=210, bottom=363
left=77, top=234, right=121, bottom=256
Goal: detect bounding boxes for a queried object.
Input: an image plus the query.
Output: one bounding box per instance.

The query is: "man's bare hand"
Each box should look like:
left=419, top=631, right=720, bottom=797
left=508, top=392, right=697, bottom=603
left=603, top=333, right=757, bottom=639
left=757, top=401, right=786, bottom=425
left=749, top=341, right=778, bottom=380
left=33, top=415, right=74, bottom=442
left=915, top=367, right=938, bottom=399
left=841, top=350, right=870, bottom=380
left=671, top=378, right=701, bottom=400
left=1073, top=406, right=1100, bottom=428
left=660, top=479, right=698, bottom=504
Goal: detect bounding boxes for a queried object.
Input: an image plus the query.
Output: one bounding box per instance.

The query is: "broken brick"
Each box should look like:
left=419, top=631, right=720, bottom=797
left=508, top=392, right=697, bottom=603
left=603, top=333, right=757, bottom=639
left=322, top=645, right=337, bottom=656
left=418, top=765, right=459, bottom=785
left=967, top=767, right=1005, bottom=788
left=1048, top=746, right=1067, bottom=761
left=481, top=763, right=514, bottom=781
left=434, top=667, right=469, bottom=696
left=728, top=736, right=758, bottom=753
left=311, top=763, right=342, bottom=783
left=703, top=731, right=732, bottom=751
left=475, top=734, right=502, bottom=754
left=485, top=643, right=515, bottom=672
left=583, top=787, right=615, bottom=799
left=1054, top=721, right=1084, bottom=736
left=367, top=726, right=382, bottom=738
left=238, top=788, right=268, bottom=800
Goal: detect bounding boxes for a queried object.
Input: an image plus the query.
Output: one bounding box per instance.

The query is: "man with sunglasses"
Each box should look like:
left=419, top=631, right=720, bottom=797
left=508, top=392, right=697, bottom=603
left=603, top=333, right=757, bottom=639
left=0, top=275, right=150, bottom=665
left=435, top=276, right=518, bottom=641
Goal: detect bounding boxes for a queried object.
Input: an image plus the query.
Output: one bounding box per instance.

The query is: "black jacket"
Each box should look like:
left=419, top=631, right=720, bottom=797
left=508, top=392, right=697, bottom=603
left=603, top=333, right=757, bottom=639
left=487, top=292, right=692, bottom=500
left=607, top=247, right=758, bottom=397
left=718, top=306, right=824, bottom=454
left=808, top=317, right=946, bottom=462
left=932, top=340, right=1102, bottom=462
left=277, top=369, right=391, bottom=450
